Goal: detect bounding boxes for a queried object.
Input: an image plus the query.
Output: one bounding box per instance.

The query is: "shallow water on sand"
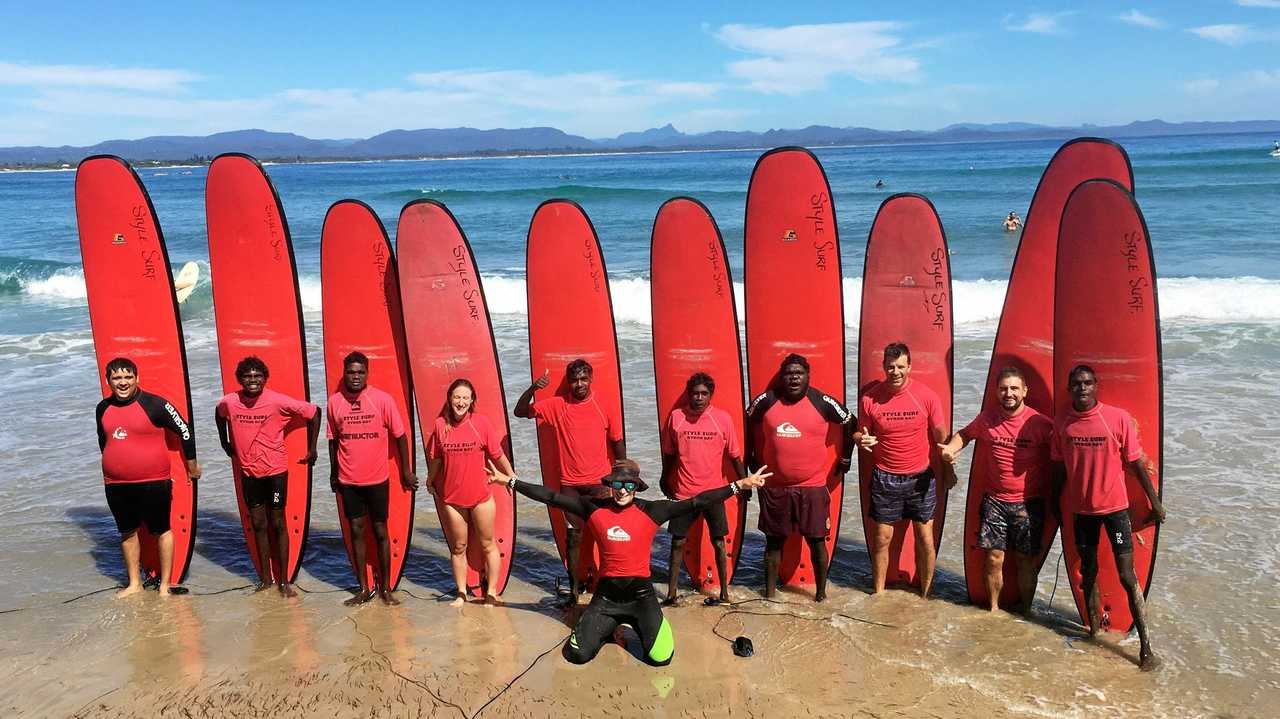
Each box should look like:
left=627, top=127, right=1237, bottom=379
left=0, top=314, right=1276, bottom=717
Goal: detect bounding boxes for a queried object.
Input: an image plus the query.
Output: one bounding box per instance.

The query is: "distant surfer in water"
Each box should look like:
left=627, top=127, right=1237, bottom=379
left=659, top=372, right=747, bottom=606
left=1050, top=365, right=1165, bottom=670
left=215, top=356, right=321, bottom=598
left=747, top=354, right=854, bottom=602
left=95, top=357, right=201, bottom=598
left=327, top=352, right=418, bottom=606
left=875, top=179, right=885, bottom=189
left=425, top=378, right=516, bottom=605
left=487, top=458, right=769, bottom=665
left=855, top=342, right=955, bottom=598
left=1003, top=212, right=1022, bottom=232
left=938, top=366, right=1052, bottom=613
left=515, top=359, right=626, bottom=606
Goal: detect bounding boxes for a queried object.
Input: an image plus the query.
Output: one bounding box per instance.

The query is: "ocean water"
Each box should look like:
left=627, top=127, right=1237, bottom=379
left=1, top=133, right=1278, bottom=716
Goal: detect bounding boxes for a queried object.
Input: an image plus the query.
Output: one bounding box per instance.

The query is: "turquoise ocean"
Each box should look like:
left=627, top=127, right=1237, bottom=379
left=0, top=134, right=1277, bottom=715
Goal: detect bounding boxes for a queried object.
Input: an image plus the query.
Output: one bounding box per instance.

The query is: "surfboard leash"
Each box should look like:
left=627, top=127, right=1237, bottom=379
left=707, top=596, right=898, bottom=655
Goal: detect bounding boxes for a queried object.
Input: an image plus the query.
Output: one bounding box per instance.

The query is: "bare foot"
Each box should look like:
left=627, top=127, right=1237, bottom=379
left=556, top=593, right=579, bottom=610
left=253, top=581, right=273, bottom=593
left=661, top=595, right=678, bottom=607
left=450, top=592, right=467, bottom=607
left=483, top=594, right=502, bottom=607
left=343, top=589, right=375, bottom=606
left=1139, top=648, right=1161, bottom=672
left=158, top=584, right=172, bottom=598
left=114, top=583, right=144, bottom=599
left=380, top=590, right=401, bottom=606
left=278, top=583, right=298, bottom=598
left=814, top=590, right=827, bottom=603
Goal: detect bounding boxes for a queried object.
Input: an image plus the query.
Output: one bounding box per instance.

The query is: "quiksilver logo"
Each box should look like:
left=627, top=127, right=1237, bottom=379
left=776, top=422, right=801, bottom=438
left=112, top=427, right=128, bottom=440
left=112, top=233, right=126, bottom=246
left=782, top=229, right=798, bottom=242
left=606, top=526, right=631, bottom=541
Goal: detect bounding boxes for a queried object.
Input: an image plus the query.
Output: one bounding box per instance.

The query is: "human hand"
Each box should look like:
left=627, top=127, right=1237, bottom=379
left=740, top=465, right=772, bottom=490
left=532, top=369, right=550, bottom=391
left=858, top=426, right=877, bottom=452
left=300, top=450, right=318, bottom=465
left=486, top=459, right=512, bottom=485
left=937, top=442, right=958, bottom=464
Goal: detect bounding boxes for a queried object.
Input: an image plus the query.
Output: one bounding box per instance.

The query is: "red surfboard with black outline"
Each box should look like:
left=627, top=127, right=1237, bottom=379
left=206, top=153, right=312, bottom=584
left=650, top=197, right=748, bottom=592
left=76, top=155, right=197, bottom=583
left=744, top=147, right=845, bottom=588
left=320, top=200, right=416, bottom=590
left=397, top=199, right=516, bottom=598
left=525, top=199, right=623, bottom=584
left=964, top=138, right=1133, bottom=609
left=1054, top=179, right=1162, bottom=634
left=857, top=193, right=953, bottom=589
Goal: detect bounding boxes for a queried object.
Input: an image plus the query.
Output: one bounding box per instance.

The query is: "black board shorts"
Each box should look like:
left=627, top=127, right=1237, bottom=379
left=668, top=499, right=729, bottom=539
left=869, top=467, right=937, bottom=524
left=242, top=471, right=288, bottom=511
left=758, top=485, right=830, bottom=539
left=339, top=480, right=389, bottom=522
left=1073, top=510, right=1134, bottom=556
left=104, top=479, right=172, bottom=535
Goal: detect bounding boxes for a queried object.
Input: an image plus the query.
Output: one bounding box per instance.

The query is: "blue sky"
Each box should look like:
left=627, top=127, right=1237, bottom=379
left=1, top=1, right=1278, bottom=145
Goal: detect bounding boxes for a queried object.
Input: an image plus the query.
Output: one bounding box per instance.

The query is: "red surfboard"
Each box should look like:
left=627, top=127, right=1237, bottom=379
left=206, top=153, right=312, bottom=584
left=75, top=155, right=197, bottom=583
left=320, top=200, right=416, bottom=590
left=964, top=138, right=1133, bottom=609
left=1054, top=179, right=1162, bottom=633
left=397, top=199, right=516, bottom=598
left=650, top=197, right=748, bottom=592
left=857, top=193, right=953, bottom=589
left=525, top=199, right=624, bottom=583
left=744, top=147, right=845, bottom=588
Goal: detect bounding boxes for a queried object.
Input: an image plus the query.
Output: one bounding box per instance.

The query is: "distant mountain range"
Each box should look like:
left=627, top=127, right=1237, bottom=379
left=3, top=119, right=1278, bottom=166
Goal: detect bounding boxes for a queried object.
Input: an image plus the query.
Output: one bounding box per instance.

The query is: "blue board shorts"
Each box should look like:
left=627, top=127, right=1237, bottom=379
left=869, top=467, right=936, bottom=523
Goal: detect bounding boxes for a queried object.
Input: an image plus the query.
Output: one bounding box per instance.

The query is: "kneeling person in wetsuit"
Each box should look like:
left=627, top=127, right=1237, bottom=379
left=488, top=459, right=769, bottom=665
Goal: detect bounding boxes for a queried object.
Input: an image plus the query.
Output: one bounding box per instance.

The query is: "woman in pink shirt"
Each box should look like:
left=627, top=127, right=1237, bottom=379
left=426, top=379, right=516, bottom=604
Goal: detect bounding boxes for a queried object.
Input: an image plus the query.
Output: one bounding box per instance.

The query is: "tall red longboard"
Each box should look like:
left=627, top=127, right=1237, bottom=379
left=397, top=199, right=516, bottom=598
left=206, top=153, right=312, bottom=584
left=857, top=194, right=953, bottom=588
left=525, top=200, right=623, bottom=583
left=650, top=197, right=748, bottom=592
left=75, top=155, right=197, bottom=583
left=965, top=138, right=1133, bottom=609
left=744, top=147, right=845, bottom=588
left=320, top=200, right=416, bottom=590
left=1054, top=179, right=1162, bottom=633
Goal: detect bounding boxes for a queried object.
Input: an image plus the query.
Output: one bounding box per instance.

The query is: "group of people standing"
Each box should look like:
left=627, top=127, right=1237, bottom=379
left=93, top=335, right=1165, bottom=669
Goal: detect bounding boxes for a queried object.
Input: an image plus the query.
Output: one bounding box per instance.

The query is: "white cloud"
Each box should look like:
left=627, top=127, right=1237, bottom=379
left=715, top=22, right=920, bottom=94
left=1117, top=10, right=1165, bottom=29
left=0, top=61, right=199, bottom=92
left=1181, top=78, right=1221, bottom=95
left=1236, top=1, right=1280, bottom=8
left=1002, top=12, right=1072, bottom=34
left=1188, top=23, right=1255, bottom=45
left=1176, top=68, right=1280, bottom=117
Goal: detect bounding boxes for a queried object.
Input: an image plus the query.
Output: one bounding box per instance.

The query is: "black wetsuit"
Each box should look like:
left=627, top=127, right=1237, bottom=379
left=512, top=480, right=736, bottom=665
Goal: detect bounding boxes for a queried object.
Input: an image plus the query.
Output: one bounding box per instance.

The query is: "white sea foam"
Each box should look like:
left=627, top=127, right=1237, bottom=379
left=17, top=268, right=1280, bottom=326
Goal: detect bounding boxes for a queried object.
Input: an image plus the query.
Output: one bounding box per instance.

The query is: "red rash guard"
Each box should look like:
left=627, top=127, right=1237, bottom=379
left=216, top=388, right=317, bottom=477
left=426, top=413, right=504, bottom=508
left=1052, top=402, right=1143, bottom=515
left=959, top=407, right=1053, bottom=502
left=661, top=405, right=742, bottom=499
left=326, top=386, right=406, bottom=486
left=747, top=387, right=851, bottom=488
left=858, top=379, right=946, bottom=476
left=531, top=393, right=623, bottom=487
left=96, top=389, right=196, bottom=484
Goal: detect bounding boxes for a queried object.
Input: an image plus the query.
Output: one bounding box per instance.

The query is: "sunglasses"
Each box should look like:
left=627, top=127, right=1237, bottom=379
left=608, top=480, right=638, bottom=492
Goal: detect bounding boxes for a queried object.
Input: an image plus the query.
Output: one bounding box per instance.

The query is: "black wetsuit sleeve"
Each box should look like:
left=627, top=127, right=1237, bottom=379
left=511, top=480, right=597, bottom=520
left=745, top=390, right=776, bottom=424
left=807, top=387, right=853, bottom=425
left=138, top=391, right=197, bottom=460
left=641, top=485, right=736, bottom=525
left=95, top=398, right=110, bottom=452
